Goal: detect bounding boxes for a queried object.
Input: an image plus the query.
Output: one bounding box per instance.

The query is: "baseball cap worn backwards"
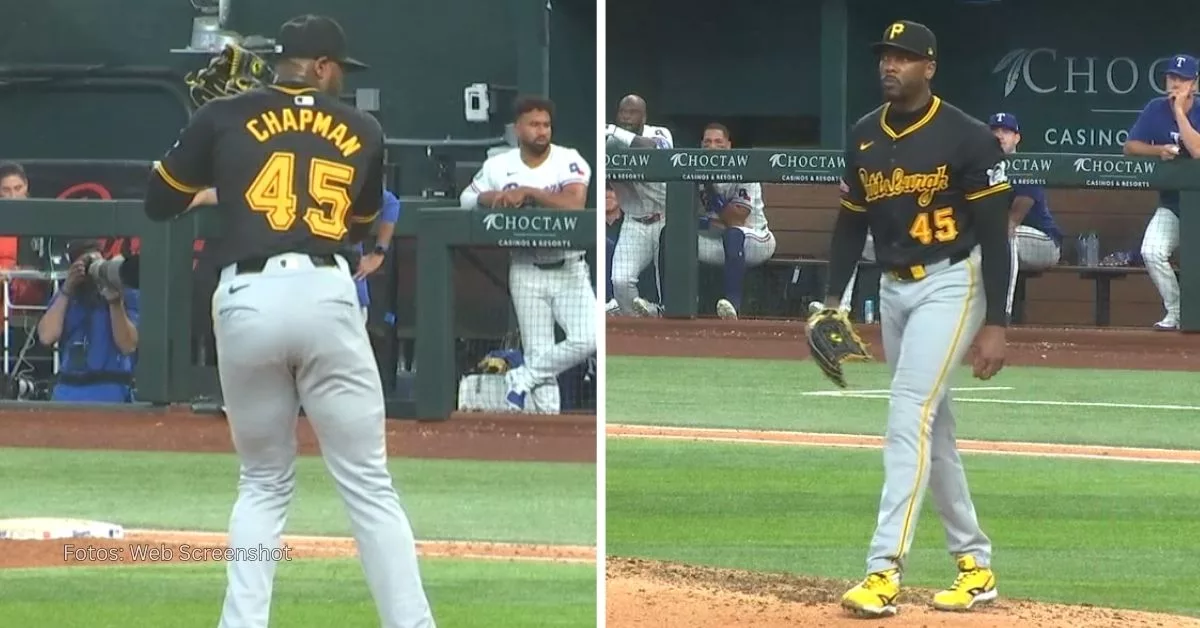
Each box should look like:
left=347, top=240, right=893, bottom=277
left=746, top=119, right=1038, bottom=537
left=871, top=20, right=937, bottom=61
left=275, top=15, right=369, bottom=71
left=989, top=112, right=1020, bottom=134
left=1165, top=54, right=1199, bottom=81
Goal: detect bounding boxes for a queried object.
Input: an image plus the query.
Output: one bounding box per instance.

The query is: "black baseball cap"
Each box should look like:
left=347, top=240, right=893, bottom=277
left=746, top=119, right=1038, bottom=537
left=871, top=20, right=937, bottom=61
left=275, top=15, right=368, bottom=71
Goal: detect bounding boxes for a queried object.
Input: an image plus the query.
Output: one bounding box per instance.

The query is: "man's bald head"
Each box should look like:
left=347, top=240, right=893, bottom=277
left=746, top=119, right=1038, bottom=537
left=616, top=94, right=648, bottom=134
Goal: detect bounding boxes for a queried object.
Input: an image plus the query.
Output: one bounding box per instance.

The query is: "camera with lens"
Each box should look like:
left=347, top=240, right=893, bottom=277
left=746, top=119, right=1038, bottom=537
left=66, top=241, right=141, bottom=298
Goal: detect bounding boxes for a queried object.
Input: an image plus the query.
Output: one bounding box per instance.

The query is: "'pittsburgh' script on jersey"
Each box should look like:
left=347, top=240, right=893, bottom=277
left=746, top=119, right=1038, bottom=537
left=860, top=165, right=950, bottom=208
left=245, top=109, right=363, bottom=157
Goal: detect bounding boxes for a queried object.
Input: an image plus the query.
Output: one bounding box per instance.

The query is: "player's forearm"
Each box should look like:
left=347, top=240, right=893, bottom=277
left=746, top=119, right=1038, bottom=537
left=1174, top=111, right=1200, bottom=157
left=374, top=221, right=396, bottom=248
left=108, top=301, right=138, bottom=355
left=607, top=126, right=661, bottom=149
left=1123, top=140, right=1161, bottom=157
left=973, top=193, right=1014, bottom=327
left=1008, top=196, right=1034, bottom=233
left=143, top=175, right=196, bottom=222
left=719, top=203, right=750, bottom=226
left=475, top=191, right=503, bottom=208
left=824, top=210, right=870, bottom=304
left=529, top=189, right=586, bottom=209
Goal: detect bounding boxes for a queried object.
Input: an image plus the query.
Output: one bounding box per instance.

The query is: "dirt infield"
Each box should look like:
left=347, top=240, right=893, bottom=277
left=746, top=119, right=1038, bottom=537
left=0, top=407, right=595, bottom=570
left=607, top=558, right=1200, bottom=628
left=607, top=424, right=1200, bottom=464
left=0, top=530, right=595, bottom=569
left=0, top=407, right=595, bottom=463
left=606, top=318, right=1200, bottom=626
left=608, top=318, right=1200, bottom=369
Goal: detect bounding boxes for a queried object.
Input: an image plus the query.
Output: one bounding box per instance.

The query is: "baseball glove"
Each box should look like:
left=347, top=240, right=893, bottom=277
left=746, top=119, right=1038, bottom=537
left=184, top=43, right=274, bottom=107
left=805, top=308, right=872, bottom=388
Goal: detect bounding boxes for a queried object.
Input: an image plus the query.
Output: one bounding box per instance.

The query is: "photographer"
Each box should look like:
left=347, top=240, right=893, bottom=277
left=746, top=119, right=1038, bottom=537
left=36, top=240, right=139, bottom=402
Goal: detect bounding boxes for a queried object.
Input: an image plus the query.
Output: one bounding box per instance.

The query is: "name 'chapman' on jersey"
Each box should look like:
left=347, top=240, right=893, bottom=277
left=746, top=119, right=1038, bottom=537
left=244, top=104, right=363, bottom=157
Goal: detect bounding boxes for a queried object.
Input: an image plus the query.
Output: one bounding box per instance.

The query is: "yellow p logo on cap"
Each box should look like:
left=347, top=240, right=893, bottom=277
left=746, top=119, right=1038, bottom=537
left=888, top=22, right=905, bottom=39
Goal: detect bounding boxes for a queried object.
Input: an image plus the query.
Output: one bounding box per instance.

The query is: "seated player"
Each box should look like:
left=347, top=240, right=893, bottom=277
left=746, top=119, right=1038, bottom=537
left=988, top=113, right=1063, bottom=272
left=629, top=123, right=777, bottom=319
left=695, top=123, right=776, bottom=319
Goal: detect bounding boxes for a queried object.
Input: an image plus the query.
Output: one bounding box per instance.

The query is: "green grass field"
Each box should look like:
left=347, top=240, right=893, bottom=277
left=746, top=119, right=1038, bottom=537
left=0, top=448, right=596, bottom=627
left=608, top=356, right=1200, bottom=449
left=0, top=559, right=594, bottom=627
left=607, top=355, right=1200, bottom=617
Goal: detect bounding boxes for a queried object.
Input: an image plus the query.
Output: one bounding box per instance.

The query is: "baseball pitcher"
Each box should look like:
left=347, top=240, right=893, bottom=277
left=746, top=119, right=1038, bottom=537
left=460, top=96, right=595, bottom=413
left=606, top=94, right=674, bottom=316
left=143, top=16, right=434, bottom=628
left=824, top=20, right=1010, bottom=619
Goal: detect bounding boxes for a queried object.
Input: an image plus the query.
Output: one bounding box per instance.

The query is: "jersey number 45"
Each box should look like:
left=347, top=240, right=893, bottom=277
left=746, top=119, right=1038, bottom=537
left=245, top=151, right=355, bottom=241
left=909, top=207, right=959, bottom=245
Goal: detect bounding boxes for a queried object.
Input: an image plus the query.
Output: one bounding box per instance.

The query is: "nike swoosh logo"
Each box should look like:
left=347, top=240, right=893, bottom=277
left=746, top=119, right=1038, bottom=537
left=859, top=141, right=874, bottom=151
left=229, top=284, right=249, bottom=294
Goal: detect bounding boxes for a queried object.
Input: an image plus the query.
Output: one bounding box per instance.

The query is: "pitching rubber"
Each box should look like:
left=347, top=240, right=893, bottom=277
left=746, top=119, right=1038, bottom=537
left=0, top=517, right=125, bottom=540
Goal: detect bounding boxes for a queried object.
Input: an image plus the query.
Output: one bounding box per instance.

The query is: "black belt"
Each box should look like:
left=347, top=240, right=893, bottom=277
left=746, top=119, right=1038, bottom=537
left=886, top=249, right=971, bottom=281
left=534, top=260, right=566, bottom=270
left=235, top=253, right=339, bottom=275
left=632, top=213, right=663, bottom=225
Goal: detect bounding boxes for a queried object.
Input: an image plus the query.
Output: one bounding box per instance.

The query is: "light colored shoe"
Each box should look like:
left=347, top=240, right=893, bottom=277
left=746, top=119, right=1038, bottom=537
left=1154, top=316, right=1180, bottom=331
left=932, top=555, right=997, bottom=612
left=605, top=299, right=619, bottom=316
left=632, top=297, right=661, bottom=317
left=716, top=298, right=738, bottom=320
left=841, top=568, right=900, bottom=617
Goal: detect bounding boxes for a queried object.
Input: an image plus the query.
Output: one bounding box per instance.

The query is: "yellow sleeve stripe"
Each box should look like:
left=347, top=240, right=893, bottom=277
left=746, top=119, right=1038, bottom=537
left=349, top=210, right=380, bottom=224
left=840, top=198, right=867, bottom=212
left=152, top=162, right=203, bottom=195
left=964, top=182, right=1012, bottom=201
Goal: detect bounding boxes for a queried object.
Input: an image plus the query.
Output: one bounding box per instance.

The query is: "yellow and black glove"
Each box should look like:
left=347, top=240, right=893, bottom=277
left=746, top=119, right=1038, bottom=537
left=805, top=308, right=872, bottom=388
left=184, top=43, right=274, bottom=108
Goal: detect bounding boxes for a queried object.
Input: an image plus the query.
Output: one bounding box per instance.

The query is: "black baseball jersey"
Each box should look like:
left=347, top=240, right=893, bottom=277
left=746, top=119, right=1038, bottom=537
left=839, top=96, right=1011, bottom=269
left=150, top=81, right=383, bottom=268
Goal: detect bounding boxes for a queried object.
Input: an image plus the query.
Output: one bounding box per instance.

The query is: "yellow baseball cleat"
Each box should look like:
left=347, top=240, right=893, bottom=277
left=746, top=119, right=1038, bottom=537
left=932, top=555, right=998, bottom=611
left=841, top=568, right=901, bottom=617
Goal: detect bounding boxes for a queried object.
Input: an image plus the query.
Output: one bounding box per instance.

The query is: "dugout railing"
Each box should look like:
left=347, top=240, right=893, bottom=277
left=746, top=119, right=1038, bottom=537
left=605, top=148, right=1200, bottom=331
left=0, top=199, right=595, bottom=419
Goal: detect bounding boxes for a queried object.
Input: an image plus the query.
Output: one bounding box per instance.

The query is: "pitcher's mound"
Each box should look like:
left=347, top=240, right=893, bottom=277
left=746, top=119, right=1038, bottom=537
left=606, top=558, right=1200, bottom=628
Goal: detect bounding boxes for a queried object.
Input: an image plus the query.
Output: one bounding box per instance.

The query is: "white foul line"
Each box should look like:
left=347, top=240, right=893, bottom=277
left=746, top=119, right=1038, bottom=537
left=803, top=386, right=1013, bottom=397
left=807, top=390, right=1200, bottom=412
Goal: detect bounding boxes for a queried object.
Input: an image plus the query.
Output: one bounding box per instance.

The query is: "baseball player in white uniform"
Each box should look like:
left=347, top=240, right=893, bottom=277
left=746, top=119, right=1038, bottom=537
left=606, top=94, right=674, bottom=316
left=460, top=96, right=595, bottom=413
left=696, top=123, right=776, bottom=319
